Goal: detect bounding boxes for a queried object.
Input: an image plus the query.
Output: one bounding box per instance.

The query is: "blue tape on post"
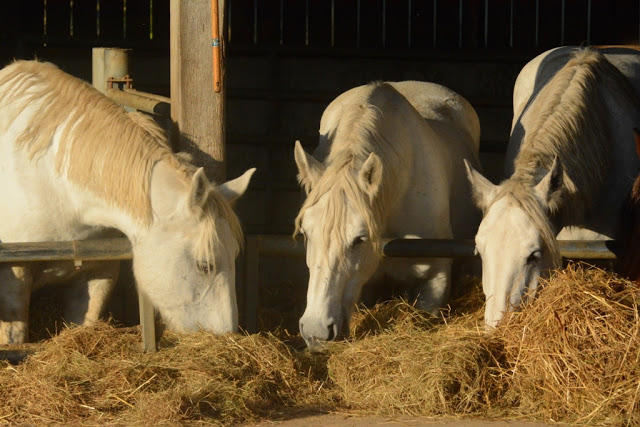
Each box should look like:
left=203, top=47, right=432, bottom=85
left=212, top=38, right=220, bottom=47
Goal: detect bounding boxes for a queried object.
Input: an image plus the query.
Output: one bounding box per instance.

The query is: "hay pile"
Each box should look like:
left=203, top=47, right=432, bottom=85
left=0, top=325, right=334, bottom=425
left=1, top=263, right=639, bottom=425
left=498, top=263, right=640, bottom=424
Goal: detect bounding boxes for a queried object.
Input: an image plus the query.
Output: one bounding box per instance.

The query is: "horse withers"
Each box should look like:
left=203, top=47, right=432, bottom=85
left=0, top=60, right=255, bottom=344
left=464, top=46, right=640, bottom=328
left=294, top=81, right=482, bottom=349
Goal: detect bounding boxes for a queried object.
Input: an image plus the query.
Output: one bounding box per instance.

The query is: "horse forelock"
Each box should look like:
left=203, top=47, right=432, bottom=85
left=490, top=180, right=562, bottom=267
left=194, top=187, right=244, bottom=273
left=295, top=83, right=405, bottom=264
left=513, top=47, right=639, bottom=224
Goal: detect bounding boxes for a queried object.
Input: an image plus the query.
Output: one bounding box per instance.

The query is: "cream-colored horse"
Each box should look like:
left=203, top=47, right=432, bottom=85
left=465, top=47, right=640, bottom=327
left=0, top=60, right=255, bottom=344
left=294, top=81, right=481, bottom=348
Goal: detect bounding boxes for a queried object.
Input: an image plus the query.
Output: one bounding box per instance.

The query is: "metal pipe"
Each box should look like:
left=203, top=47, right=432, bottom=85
left=211, top=0, right=222, bottom=92
left=105, top=88, right=171, bottom=116
left=92, top=47, right=130, bottom=95
left=243, top=235, right=620, bottom=260
left=0, top=236, right=619, bottom=265
left=0, top=238, right=132, bottom=263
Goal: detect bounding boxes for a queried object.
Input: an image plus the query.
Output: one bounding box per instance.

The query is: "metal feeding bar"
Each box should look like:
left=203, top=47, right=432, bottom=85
left=240, top=235, right=621, bottom=333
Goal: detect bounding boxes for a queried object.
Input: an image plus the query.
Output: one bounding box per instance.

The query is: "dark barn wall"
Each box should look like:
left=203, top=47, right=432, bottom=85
left=2, top=0, right=639, bottom=330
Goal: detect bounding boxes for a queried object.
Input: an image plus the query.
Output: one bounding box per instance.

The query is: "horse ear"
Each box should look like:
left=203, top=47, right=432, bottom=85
left=294, top=140, right=324, bottom=194
left=464, top=159, right=496, bottom=211
left=633, top=128, right=640, bottom=159
left=358, top=152, right=383, bottom=198
left=534, top=157, right=563, bottom=212
left=189, top=167, right=211, bottom=213
left=218, top=168, right=256, bottom=204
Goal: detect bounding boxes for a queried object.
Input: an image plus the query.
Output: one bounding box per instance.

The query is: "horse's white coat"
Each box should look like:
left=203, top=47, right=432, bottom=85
left=466, top=47, right=640, bottom=328
left=294, top=81, right=481, bottom=348
left=0, top=61, right=255, bottom=343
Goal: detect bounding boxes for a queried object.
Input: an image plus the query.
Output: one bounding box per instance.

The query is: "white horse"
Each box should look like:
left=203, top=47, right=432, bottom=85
left=294, top=81, right=481, bottom=348
left=0, top=60, right=255, bottom=344
left=464, top=47, right=640, bottom=327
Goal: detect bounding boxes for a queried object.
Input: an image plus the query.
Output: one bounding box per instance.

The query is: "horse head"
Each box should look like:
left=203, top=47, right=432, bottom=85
left=294, top=141, right=383, bottom=349
left=133, top=163, right=255, bottom=333
left=464, top=158, right=563, bottom=328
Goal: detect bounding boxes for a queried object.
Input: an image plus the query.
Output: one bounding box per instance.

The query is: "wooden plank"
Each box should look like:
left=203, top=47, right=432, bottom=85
left=170, top=0, right=227, bottom=183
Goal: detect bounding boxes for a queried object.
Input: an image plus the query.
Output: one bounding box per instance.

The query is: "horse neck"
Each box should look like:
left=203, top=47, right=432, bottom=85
left=80, top=159, right=187, bottom=245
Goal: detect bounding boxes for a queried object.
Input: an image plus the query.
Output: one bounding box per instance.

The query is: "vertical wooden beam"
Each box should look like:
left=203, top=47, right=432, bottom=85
left=170, top=0, right=227, bottom=183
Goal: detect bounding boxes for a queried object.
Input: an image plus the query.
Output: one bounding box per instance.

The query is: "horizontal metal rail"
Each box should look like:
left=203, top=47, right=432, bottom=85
left=105, top=88, right=171, bottom=117
left=0, top=235, right=620, bottom=264
left=0, top=238, right=132, bottom=263
left=245, top=235, right=621, bottom=260
left=241, top=234, right=621, bottom=333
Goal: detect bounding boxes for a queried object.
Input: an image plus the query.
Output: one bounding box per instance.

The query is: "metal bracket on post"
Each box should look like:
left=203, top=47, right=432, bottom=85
left=107, top=75, right=134, bottom=90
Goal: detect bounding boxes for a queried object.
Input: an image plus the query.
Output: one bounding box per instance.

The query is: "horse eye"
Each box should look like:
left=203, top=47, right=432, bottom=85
left=527, top=250, right=542, bottom=264
left=351, top=236, right=367, bottom=247
left=197, top=261, right=213, bottom=273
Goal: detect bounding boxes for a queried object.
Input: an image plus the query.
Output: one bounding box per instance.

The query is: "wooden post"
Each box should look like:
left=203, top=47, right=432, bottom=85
left=170, top=0, right=226, bottom=183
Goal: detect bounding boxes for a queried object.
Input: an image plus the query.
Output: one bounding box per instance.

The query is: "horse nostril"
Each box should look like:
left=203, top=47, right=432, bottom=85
left=326, top=323, right=336, bottom=341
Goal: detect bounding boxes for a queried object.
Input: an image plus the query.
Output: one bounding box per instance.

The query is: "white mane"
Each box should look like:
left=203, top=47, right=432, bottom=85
left=294, top=82, right=405, bottom=259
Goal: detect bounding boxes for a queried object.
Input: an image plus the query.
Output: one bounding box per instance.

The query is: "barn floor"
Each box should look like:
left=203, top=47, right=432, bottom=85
left=245, top=414, right=552, bottom=426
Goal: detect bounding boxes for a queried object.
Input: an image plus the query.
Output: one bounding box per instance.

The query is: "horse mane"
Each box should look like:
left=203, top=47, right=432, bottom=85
left=0, top=60, right=242, bottom=264
left=497, top=48, right=640, bottom=266
left=294, top=82, right=403, bottom=260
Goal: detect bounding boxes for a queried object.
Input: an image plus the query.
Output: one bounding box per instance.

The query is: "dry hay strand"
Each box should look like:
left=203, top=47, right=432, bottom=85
left=497, top=262, right=640, bottom=425
left=0, top=322, right=335, bottom=425
left=349, top=299, right=441, bottom=339
left=348, top=276, right=485, bottom=340
left=328, top=294, right=503, bottom=418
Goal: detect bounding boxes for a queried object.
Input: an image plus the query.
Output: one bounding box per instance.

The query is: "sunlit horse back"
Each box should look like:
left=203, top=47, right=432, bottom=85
left=294, top=81, right=481, bottom=349
left=0, top=60, right=255, bottom=343
left=465, top=47, right=640, bottom=327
